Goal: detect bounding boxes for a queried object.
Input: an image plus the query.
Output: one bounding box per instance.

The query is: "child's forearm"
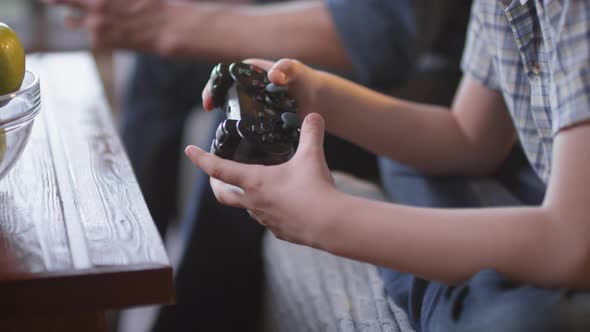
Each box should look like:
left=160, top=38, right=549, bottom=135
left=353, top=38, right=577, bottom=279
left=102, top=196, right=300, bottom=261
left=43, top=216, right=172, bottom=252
left=317, top=191, right=588, bottom=288
left=310, top=73, right=515, bottom=175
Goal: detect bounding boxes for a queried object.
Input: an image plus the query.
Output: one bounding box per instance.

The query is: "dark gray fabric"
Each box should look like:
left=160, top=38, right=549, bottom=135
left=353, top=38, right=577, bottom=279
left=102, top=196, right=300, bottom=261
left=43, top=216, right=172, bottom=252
left=325, top=0, right=471, bottom=88
left=325, top=0, right=417, bottom=88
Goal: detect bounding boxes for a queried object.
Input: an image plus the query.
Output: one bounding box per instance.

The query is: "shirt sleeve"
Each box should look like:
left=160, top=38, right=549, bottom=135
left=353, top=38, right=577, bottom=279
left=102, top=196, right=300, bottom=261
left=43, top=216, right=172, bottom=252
left=325, top=0, right=418, bottom=88
left=551, top=2, right=590, bottom=133
left=460, top=1, right=500, bottom=91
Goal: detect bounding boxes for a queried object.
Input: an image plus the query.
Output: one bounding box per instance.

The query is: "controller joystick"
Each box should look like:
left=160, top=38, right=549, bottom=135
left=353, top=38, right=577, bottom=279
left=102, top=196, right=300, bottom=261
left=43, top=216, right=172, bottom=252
left=210, top=63, right=232, bottom=107
left=209, top=62, right=301, bottom=165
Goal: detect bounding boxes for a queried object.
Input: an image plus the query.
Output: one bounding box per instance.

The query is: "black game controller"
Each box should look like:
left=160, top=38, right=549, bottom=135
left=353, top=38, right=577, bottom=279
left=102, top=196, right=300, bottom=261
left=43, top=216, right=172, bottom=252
left=209, top=62, right=301, bottom=165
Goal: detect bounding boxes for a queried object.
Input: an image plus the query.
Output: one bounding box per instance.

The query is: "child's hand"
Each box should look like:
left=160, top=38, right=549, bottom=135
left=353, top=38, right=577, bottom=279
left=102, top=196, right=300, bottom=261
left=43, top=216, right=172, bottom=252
left=185, top=113, right=338, bottom=247
left=202, top=59, right=321, bottom=118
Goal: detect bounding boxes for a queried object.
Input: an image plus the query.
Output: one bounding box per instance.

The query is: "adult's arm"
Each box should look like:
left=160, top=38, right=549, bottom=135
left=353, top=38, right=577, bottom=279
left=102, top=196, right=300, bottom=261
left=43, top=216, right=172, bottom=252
left=40, top=0, right=349, bottom=68
left=159, top=1, right=352, bottom=69
left=43, top=0, right=419, bottom=85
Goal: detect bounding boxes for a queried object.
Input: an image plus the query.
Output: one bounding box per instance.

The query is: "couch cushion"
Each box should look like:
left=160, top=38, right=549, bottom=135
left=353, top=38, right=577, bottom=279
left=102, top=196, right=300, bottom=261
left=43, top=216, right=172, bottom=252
left=262, top=234, right=414, bottom=332
left=262, top=172, right=414, bottom=332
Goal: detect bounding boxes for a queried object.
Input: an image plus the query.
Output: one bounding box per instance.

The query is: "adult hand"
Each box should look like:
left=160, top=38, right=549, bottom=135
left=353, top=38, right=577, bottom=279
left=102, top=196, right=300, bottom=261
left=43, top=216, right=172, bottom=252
left=185, top=113, right=339, bottom=247
left=41, top=0, right=170, bottom=52
left=202, top=58, right=322, bottom=118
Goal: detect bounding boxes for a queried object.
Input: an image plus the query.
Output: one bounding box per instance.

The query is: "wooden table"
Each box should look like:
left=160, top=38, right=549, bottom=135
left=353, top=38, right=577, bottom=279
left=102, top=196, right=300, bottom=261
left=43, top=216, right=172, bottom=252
left=0, top=52, right=174, bottom=331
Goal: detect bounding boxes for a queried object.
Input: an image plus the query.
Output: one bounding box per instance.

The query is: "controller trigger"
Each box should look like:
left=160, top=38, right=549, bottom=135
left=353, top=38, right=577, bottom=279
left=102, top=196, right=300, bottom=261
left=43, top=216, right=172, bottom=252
left=265, top=83, right=289, bottom=93
left=281, top=112, right=301, bottom=130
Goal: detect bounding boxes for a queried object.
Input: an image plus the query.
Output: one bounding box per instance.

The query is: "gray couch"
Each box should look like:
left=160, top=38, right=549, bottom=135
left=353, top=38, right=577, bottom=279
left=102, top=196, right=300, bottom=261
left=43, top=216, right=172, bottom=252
left=261, top=173, right=415, bottom=332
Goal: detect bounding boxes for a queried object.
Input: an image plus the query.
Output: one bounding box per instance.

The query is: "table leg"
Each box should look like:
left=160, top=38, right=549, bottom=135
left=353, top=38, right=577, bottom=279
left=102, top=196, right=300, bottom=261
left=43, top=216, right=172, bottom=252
left=0, top=311, right=106, bottom=332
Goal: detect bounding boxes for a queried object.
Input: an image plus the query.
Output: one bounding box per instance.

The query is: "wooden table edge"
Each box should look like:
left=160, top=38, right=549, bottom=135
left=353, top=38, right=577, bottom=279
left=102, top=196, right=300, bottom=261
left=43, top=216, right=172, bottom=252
left=0, top=263, right=175, bottom=315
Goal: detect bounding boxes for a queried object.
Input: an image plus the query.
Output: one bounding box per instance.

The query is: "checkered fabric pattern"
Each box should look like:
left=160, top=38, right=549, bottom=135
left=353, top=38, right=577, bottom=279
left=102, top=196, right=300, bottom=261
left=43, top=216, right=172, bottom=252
left=462, top=0, right=590, bottom=182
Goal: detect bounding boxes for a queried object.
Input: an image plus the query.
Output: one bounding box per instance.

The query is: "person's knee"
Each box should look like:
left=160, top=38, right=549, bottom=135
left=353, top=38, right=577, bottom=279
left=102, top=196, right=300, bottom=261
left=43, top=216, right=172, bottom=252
left=432, top=271, right=590, bottom=332
left=476, top=297, right=590, bottom=332
left=438, top=291, right=590, bottom=332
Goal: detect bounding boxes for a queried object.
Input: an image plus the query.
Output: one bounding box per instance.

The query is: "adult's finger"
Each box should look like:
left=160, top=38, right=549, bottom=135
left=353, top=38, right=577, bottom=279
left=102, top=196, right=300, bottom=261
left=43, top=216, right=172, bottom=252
left=185, top=146, right=254, bottom=190
left=295, top=113, right=325, bottom=159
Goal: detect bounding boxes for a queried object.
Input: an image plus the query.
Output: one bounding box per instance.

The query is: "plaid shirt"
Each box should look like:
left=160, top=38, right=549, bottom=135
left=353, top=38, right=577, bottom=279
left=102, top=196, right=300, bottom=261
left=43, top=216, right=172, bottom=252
left=462, top=0, right=590, bottom=183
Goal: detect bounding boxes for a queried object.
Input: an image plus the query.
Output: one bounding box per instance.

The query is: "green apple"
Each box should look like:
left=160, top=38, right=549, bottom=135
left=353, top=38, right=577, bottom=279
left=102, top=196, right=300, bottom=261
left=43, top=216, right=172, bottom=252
left=0, top=22, right=25, bottom=96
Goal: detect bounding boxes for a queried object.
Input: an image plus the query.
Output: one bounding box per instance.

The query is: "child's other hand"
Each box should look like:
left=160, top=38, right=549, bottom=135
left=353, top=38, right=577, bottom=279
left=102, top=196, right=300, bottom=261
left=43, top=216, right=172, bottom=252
left=185, top=113, right=337, bottom=247
left=202, top=58, right=320, bottom=117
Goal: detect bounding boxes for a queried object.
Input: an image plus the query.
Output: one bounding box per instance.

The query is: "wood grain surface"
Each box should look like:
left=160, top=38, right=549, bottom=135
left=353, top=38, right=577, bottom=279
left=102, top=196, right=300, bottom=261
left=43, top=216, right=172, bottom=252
left=0, top=52, right=174, bottom=314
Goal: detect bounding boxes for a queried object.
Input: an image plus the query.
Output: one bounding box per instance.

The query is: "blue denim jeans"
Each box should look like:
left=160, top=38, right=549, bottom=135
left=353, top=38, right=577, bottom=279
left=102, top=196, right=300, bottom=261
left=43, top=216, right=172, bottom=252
left=377, top=152, right=590, bottom=332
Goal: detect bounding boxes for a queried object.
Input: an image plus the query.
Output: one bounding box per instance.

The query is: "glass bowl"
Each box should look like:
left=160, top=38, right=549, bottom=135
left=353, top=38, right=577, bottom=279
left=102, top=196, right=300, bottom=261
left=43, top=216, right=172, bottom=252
left=0, top=71, right=41, bottom=180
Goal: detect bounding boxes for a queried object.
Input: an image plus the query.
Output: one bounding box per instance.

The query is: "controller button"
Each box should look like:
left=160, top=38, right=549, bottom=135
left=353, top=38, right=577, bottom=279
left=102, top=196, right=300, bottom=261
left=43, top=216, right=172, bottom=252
left=264, top=106, right=276, bottom=116
left=210, top=64, right=233, bottom=107
left=238, top=67, right=252, bottom=76
left=215, top=124, right=225, bottom=141
left=265, top=83, right=289, bottom=93
left=265, top=93, right=296, bottom=112
left=260, top=122, right=270, bottom=132
left=223, top=120, right=239, bottom=139
left=252, top=80, right=266, bottom=89
left=268, top=133, right=276, bottom=143
left=281, top=112, right=302, bottom=129
left=223, top=119, right=237, bottom=130
left=230, top=62, right=269, bottom=93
